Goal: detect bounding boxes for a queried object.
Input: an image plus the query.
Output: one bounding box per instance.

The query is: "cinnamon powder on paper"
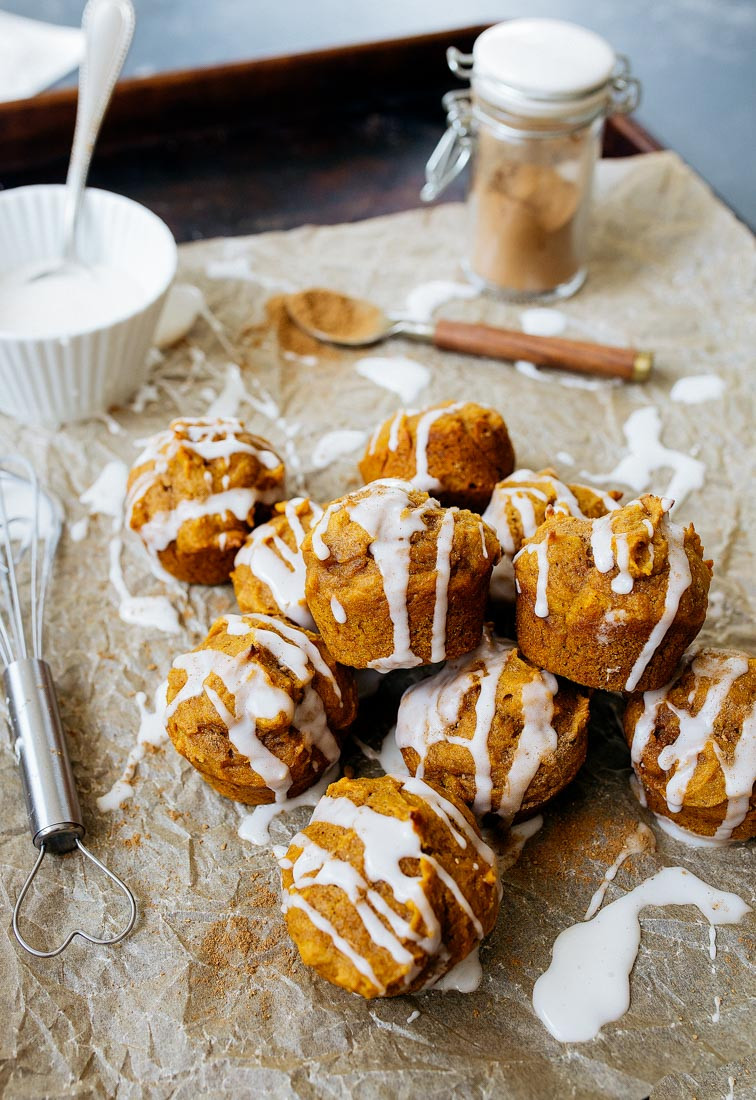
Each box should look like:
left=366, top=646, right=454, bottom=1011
left=247, top=290, right=381, bottom=360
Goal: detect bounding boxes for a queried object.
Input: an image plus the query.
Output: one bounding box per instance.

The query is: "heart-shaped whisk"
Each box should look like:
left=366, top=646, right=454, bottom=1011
left=0, top=456, right=136, bottom=957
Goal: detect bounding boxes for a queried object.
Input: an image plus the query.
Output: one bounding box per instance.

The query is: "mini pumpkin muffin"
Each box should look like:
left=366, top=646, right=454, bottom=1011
left=482, top=468, right=622, bottom=602
left=232, top=497, right=322, bottom=630
left=625, top=647, right=756, bottom=841
left=127, top=416, right=285, bottom=584
left=301, top=478, right=501, bottom=671
left=165, top=613, right=357, bottom=804
left=396, top=629, right=589, bottom=822
left=280, top=774, right=501, bottom=997
left=514, top=494, right=711, bottom=693
left=359, top=401, right=515, bottom=511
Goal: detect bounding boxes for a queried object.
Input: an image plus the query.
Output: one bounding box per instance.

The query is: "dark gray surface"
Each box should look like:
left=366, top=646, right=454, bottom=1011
left=9, top=0, right=756, bottom=228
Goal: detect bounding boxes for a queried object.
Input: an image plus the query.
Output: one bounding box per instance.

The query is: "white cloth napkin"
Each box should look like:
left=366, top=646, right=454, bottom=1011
left=0, top=11, right=83, bottom=102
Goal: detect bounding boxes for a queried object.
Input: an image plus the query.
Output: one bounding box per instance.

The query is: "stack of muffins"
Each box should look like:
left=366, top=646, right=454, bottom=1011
left=126, top=404, right=754, bottom=1000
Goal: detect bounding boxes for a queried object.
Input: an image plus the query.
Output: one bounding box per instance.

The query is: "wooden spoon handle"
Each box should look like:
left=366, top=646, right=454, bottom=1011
left=432, top=319, right=653, bottom=382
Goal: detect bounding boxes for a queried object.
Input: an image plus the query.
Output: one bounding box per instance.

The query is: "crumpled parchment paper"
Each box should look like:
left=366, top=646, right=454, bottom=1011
left=0, top=151, right=753, bottom=1100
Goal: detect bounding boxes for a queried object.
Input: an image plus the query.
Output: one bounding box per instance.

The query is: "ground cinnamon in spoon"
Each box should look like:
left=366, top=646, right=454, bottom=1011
left=285, top=288, right=384, bottom=344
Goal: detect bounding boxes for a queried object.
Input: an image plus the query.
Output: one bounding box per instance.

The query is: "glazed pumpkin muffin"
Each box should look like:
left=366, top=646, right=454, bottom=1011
left=165, top=613, right=357, bottom=804
left=359, top=401, right=515, bottom=511
left=514, top=494, right=712, bottom=693
left=396, top=629, right=589, bottom=822
left=127, top=417, right=285, bottom=584
left=625, top=647, right=756, bottom=842
left=482, top=468, right=622, bottom=602
left=301, top=478, right=501, bottom=671
left=232, top=497, right=322, bottom=630
left=280, top=774, right=501, bottom=997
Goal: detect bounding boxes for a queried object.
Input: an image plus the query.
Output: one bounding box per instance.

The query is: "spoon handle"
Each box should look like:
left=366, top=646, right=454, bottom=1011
left=62, top=0, right=135, bottom=262
left=433, top=319, right=653, bottom=382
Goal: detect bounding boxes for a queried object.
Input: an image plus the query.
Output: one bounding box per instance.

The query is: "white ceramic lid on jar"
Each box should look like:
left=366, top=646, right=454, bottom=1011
left=472, top=19, right=618, bottom=118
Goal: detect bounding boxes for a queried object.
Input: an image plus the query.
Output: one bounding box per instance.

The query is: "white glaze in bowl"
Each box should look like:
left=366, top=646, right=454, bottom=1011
left=0, top=184, right=177, bottom=425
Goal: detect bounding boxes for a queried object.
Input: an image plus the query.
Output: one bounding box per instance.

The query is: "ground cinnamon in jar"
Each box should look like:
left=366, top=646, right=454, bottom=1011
left=469, top=136, right=582, bottom=293
left=423, top=21, right=640, bottom=301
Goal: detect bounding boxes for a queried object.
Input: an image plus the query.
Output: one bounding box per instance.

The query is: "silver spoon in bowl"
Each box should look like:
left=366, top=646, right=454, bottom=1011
left=29, top=0, right=135, bottom=283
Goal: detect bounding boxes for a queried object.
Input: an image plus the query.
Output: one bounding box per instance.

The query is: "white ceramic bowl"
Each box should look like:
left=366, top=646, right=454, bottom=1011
left=0, top=185, right=177, bottom=425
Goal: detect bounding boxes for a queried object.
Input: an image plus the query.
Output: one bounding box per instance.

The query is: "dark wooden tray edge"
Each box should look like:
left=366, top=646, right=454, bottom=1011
left=1, top=25, right=662, bottom=174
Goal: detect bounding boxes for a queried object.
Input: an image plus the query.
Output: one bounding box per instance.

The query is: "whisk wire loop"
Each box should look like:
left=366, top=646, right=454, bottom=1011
left=12, top=838, right=137, bottom=958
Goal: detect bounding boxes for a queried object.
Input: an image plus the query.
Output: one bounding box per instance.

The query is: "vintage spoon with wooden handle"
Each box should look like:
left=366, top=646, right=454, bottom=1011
left=285, top=288, right=653, bottom=382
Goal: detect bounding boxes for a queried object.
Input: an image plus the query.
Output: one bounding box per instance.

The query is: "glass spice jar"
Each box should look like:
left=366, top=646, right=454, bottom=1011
left=422, top=20, right=640, bottom=302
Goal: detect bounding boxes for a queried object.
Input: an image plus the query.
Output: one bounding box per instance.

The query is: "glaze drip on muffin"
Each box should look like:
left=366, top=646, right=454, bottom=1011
left=304, top=478, right=499, bottom=671
left=280, top=775, right=500, bottom=997
left=625, top=647, right=756, bottom=841
left=127, top=417, right=285, bottom=584
left=165, top=613, right=357, bottom=804
left=482, top=467, right=621, bottom=601
left=365, top=401, right=467, bottom=493
left=232, top=497, right=323, bottom=629
left=514, top=494, right=711, bottom=693
left=396, top=630, right=589, bottom=821
left=359, top=401, right=516, bottom=511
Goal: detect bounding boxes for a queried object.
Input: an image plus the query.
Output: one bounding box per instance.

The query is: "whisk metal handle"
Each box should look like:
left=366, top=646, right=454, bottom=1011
left=4, top=658, right=84, bottom=853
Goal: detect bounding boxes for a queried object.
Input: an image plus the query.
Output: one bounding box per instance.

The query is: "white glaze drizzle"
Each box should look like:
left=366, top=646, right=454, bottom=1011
left=166, top=614, right=340, bottom=801
left=590, top=502, right=646, bottom=595
left=137, top=487, right=260, bottom=553
left=582, top=407, right=705, bottom=509
left=513, top=541, right=550, bottom=618
left=532, top=867, right=752, bottom=1043
left=281, top=777, right=495, bottom=995
left=68, top=516, right=89, bottom=542
left=354, top=356, right=430, bottom=405
left=354, top=726, right=409, bottom=776
left=410, top=402, right=466, bottom=492
left=404, top=280, right=478, bottom=321
left=234, top=498, right=322, bottom=630
left=309, top=479, right=453, bottom=672
left=311, top=429, right=367, bottom=470
left=330, top=596, right=347, bottom=624
left=631, top=652, right=753, bottom=840
left=583, top=823, right=655, bottom=920
left=206, top=362, right=252, bottom=418
left=714, top=697, right=756, bottom=840
left=396, top=634, right=559, bottom=821
left=108, top=536, right=181, bottom=633
left=430, top=507, right=457, bottom=662
left=80, top=460, right=129, bottom=530
left=669, top=374, right=725, bottom=405
left=661, top=654, right=748, bottom=815
left=487, top=468, right=619, bottom=604
left=236, top=764, right=338, bottom=846
left=505, top=670, right=559, bottom=819
left=500, top=814, right=544, bottom=872
left=426, top=945, right=482, bottom=992
left=387, top=409, right=406, bottom=452
left=652, top=813, right=735, bottom=849
left=97, top=682, right=168, bottom=811
left=126, top=417, right=282, bottom=555
left=625, top=508, right=692, bottom=691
